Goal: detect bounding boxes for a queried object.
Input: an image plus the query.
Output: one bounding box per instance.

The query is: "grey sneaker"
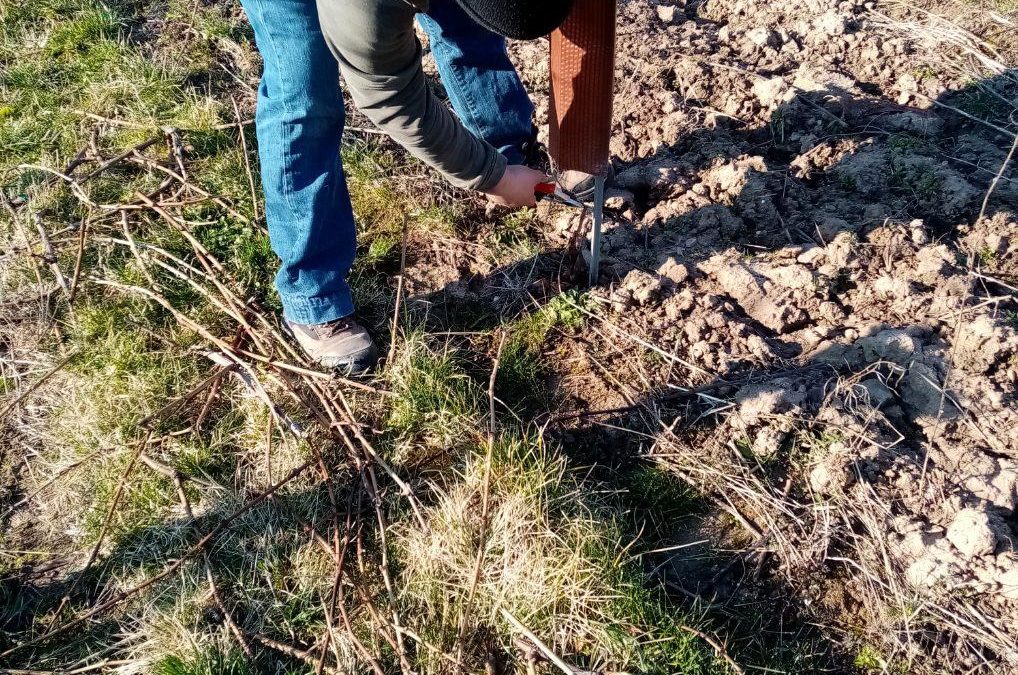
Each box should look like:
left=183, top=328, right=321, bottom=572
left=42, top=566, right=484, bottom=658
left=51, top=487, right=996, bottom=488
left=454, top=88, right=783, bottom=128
left=285, top=316, right=379, bottom=376
left=557, top=167, right=616, bottom=204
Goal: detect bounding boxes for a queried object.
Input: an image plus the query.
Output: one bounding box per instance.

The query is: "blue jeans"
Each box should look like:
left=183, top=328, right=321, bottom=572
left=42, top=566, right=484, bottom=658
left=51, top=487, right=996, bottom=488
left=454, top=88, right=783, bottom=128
left=240, top=0, right=534, bottom=325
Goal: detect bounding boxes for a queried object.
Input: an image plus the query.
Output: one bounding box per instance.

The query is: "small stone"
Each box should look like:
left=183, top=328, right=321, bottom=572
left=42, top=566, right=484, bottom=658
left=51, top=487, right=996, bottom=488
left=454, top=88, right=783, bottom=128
left=809, top=460, right=853, bottom=495
left=797, top=245, right=825, bottom=266
left=656, top=5, right=676, bottom=22
left=660, top=91, right=681, bottom=114
left=618, top=269, right=663, bottom=306
left=905, top=557, right=937, bottom=587
left=897, top=529, right=934, bottom=561
left=818, top=301, right=846, bottom=323
left=761, top=263, right=814, bottom=290
left=873, top=274, right=911, bottom=299
left=858, top=329, right=916, bottom=365
left=902, top=361, right=960, bottom=420
left=675, top=289, right=695, bottom=313
left=905, top=554, right=952, bottom=588
left=816, top=10, right=848, bottom=35
left=752, top=427, right=787, bottom=459
left=604, top=188, right=634, bottom=210
left=657, top=256, right=690, bottom=284
left=752, top=76, right=789, bottom=108
left=817, top=215, right=851, bottom=240
left=946, top=508, right=998, bottom=559
left=746, top=26, right=778, bottom=49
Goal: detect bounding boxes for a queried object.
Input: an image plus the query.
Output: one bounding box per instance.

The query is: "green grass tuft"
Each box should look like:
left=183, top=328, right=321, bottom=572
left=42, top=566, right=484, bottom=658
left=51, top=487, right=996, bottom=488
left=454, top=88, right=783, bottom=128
left=496, top=291, right=589, bottom=415
left=385, top=334, right=483, bottom=454
left=151, top=649, right=254, bottom=675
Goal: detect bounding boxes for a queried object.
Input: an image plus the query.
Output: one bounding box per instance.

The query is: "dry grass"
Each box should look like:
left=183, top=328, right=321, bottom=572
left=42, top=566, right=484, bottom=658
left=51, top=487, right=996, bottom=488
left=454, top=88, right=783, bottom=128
left=0, top=3, right=740, bottom=673
left=398, top=435, right=721, bottom=674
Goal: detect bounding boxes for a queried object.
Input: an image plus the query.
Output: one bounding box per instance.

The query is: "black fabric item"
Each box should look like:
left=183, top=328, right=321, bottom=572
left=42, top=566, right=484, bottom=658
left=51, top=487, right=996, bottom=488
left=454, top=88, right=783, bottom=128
left=455, top=0, right=574, bottom=40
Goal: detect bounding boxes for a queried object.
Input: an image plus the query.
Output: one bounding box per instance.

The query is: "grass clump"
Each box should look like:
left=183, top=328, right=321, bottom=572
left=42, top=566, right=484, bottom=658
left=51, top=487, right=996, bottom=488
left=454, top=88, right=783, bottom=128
left=853, top=644, right=885, bottom=671
left=385, top=333, right=483, bottom=455
left=496, top=291, right=589, bottom=415
left=17, top=301, right=202, bottom=545
left=151, top=648, right=253, bottom=675
left=62, top=301, right=199, bottom=437
left=396, top=435, right=723, bottom=674
left=488, top=207, right=541, bottom=258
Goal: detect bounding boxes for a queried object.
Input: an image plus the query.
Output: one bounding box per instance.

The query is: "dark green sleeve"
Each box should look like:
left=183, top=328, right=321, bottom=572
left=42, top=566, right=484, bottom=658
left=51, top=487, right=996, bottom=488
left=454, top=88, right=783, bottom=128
left=315, top=0, right=507, bottom=191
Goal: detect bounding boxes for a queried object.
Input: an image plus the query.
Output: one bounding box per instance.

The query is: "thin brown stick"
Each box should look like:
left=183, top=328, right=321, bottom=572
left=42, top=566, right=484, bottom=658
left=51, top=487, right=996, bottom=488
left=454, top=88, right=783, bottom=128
left=350, top=524, right=405, bottom=658
left=92, top=277, right=382, bottom=396
left=75, top=110, right=254, bottom=131
left=193, top=375, right=223, bottom=430
left=314, top=496, right=351, bottom=674
left=232, top=96, right=260, bottom=221
left=166, top=128, right=188, bottom=181
left=247, top=633, right=346, bottom=675
left=135, top=191, right=224, bottom=274
left=62, top=142, right=94, bottom=177
left=362, top=466, right=413, bottom=675
left=499, top=607, right=577, bottom=675
left=0, top=660, right=133, bottom=675
left=334, top=389, right=428, bottom=529
left=138, top=366, right=233, bottom=429
left=206, top=565, right=254, bottom=658
left=976, top=130, right=1018, bottom=225
left=678, top=625, right=745, bottom=675
left=79, top=135, right=163, bottom=183
left=33, top=214, right=69, bottom=296
left=73, top=110, right=149, bottom=129
left=126, top=158, right=249, bottom=223
left=386, top=219, right=409, bottom=366
left=308, top=439, right=345, bottom=675
left=139, top=453, right=202, bottom=508
left=264, top=412, right=274, bottom=488
left=319, top=483, right=388, bottom=675
left=2, top=192, right=44, bottom=290
left=913, top=92, right=1017, bottom=140
left=67, top=217, right=89, bottom=304
left=76, top=430, right=154, bottom=582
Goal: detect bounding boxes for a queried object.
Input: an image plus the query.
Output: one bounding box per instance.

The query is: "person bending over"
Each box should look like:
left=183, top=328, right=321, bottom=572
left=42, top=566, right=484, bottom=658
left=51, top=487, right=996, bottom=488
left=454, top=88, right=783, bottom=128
left=239, top=0, right=573, bottom=374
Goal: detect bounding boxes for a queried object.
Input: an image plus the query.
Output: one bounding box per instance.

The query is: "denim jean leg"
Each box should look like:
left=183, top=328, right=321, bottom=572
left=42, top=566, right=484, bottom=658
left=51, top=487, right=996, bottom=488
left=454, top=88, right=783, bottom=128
left=240, top=0, right=356, bottom=325
left=417, top=1, right=535, bottom=164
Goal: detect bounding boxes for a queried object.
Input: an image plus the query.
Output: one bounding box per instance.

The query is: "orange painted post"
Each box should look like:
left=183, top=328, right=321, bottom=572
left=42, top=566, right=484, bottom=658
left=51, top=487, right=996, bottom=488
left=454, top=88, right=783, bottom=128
left=548, top=0, right=617, bottom=177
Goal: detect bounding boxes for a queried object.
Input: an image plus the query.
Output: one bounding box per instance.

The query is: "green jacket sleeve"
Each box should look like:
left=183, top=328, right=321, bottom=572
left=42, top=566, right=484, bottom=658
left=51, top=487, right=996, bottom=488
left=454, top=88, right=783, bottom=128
left=315, top=0, right=508, bottom=192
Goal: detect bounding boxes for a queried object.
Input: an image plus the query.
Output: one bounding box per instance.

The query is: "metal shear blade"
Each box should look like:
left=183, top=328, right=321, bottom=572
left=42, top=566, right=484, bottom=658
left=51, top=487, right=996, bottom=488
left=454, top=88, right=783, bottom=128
left=535, top=181, right=585, bottom=208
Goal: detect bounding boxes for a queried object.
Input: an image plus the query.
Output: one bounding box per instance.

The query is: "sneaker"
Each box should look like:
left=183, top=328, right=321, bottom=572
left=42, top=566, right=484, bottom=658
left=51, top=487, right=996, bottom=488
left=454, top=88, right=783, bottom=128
left=521, top=124, right=551, bottom=174
left=285, top=316, right=379, bottom=376
left=556, top=167, right=616, bottom=205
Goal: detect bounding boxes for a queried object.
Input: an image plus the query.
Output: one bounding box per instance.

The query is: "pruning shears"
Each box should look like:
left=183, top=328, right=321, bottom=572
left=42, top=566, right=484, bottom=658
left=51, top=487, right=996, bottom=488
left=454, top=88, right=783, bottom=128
left=535, top=177, right=607, bottom=286
left=535, top=181, right=585, bottom=208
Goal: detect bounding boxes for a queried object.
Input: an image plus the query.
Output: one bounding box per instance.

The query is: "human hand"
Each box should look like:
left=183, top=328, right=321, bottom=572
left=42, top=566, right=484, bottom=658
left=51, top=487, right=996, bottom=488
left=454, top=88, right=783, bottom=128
left=484, top=165, right=548, bottom=208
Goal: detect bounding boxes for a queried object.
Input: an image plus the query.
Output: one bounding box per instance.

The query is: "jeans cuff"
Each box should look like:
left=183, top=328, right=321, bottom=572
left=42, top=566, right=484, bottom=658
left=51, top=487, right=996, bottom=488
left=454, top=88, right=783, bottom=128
left=500, top=144, right=525, bottom=166
left=280, top=291, right=355, bottom=325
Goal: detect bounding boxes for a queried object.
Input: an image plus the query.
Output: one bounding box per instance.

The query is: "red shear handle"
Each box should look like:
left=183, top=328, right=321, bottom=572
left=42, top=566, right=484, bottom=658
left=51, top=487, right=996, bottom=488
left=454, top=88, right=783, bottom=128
left=535, top=182, right=557, bottom=198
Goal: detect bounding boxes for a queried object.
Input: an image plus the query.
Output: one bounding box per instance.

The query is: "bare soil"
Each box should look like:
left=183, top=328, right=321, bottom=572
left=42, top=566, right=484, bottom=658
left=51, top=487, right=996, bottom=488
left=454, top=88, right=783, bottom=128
left=415, top=0, right=1018, bottom=670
